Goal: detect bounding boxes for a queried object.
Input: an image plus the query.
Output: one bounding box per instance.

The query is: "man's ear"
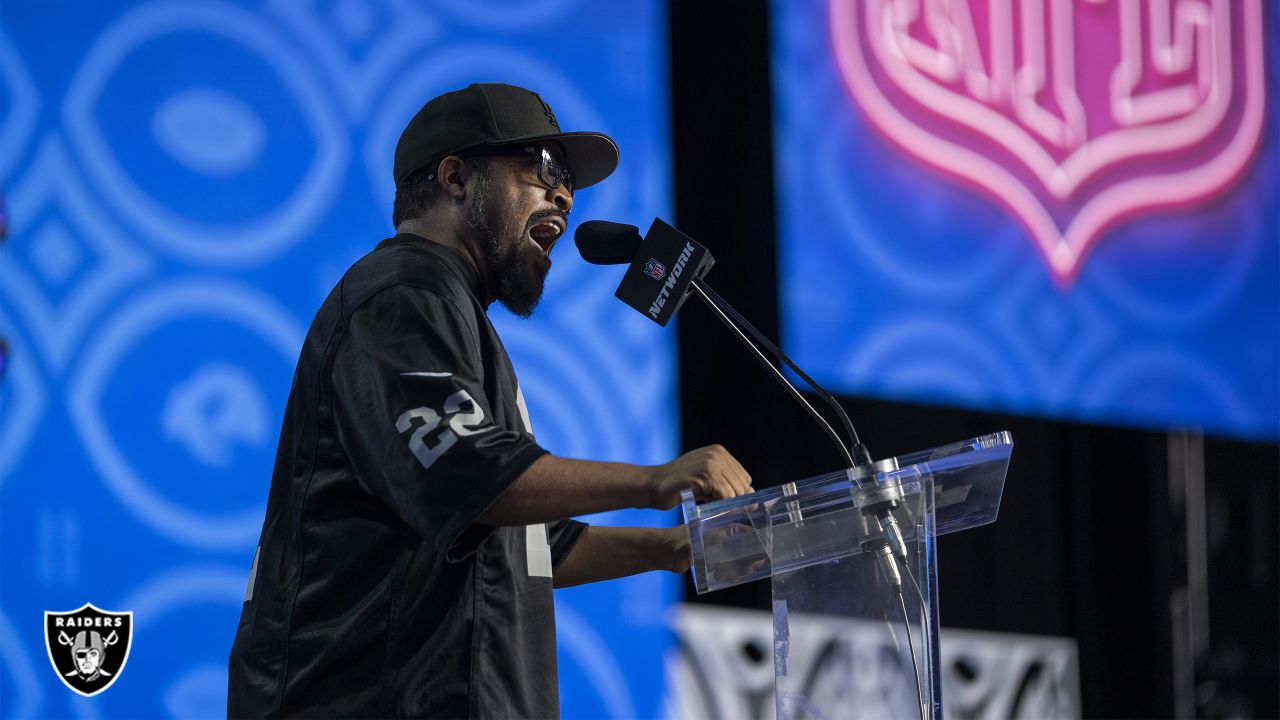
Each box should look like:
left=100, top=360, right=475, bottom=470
left=436, top=156, right=467, bottom=201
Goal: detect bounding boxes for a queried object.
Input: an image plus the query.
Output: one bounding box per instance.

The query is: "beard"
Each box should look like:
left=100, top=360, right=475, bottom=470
left=467, top=169, right=549, bottom=318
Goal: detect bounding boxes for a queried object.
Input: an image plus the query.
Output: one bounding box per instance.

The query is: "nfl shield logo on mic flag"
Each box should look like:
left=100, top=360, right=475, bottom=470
left=645, top=258, right=667, bottom=281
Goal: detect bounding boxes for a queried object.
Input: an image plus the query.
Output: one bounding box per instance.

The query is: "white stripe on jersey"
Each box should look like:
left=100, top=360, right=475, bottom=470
left=514, top=383, right=552, bottom=578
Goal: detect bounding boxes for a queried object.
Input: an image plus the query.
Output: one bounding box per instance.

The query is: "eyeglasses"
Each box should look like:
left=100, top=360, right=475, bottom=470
left=426, top=144, right=574, bottom=194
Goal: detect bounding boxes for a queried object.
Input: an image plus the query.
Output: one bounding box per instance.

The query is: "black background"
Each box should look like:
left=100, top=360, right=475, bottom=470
left=666, top=2, right=1279, bottom=717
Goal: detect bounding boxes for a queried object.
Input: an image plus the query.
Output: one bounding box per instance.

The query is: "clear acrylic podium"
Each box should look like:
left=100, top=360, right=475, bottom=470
left=680, top=432, right=1013, bottom=720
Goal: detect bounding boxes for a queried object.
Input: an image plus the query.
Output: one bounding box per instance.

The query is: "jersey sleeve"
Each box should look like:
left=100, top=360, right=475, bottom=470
left=331, top=284, right=548, bottom=561
left=547, top=519, right=588, bottom=570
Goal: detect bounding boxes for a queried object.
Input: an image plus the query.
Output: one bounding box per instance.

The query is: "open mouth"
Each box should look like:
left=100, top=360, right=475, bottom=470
left=528, top=216, right=565, bottom=256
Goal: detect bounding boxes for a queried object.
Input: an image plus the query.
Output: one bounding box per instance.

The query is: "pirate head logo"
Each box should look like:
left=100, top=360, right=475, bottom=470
left=44, top=603, right=133, bottom=697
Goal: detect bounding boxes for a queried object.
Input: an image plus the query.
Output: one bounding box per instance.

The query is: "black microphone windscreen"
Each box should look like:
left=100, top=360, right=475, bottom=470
left=575, top=220, right=643, bottom=265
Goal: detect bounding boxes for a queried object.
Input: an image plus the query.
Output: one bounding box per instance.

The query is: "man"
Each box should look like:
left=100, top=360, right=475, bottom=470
left=66, top=631, right=112, bottom=682
left=227, top=82, right=752, bottom=718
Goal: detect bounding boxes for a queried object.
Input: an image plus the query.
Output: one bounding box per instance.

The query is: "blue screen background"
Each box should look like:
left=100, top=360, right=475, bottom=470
left=771, top=0, right=1280, bottom=441
left=0, top=2, right=678, bottom=717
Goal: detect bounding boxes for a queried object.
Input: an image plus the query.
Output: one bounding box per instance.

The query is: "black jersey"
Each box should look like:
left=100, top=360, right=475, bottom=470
left=227, top=235, right=586, bottom=718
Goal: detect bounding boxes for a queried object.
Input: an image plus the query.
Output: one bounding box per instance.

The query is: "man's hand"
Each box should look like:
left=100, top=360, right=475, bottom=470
left=555, top=525, right=694, bottom=587
left=477, top=447, right=752, bottom=527
left=662, top=524, right=692, bottom=574
left=648, top=445, right=752, bottom=510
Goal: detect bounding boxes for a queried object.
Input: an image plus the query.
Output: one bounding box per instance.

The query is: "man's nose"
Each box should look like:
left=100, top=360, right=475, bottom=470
left=547, top=183, right=573, bottom=213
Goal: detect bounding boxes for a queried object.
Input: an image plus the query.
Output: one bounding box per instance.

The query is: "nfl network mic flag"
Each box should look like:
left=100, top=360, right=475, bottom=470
left=615, top=219, right=716, bottom=326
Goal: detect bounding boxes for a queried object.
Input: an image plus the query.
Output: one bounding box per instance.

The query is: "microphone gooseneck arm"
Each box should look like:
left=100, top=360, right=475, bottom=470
left=693, top=281, right=871, bottom=465
left=693, top=277, right=908, bottom=563
left=682, top=242, right=926, bottom=720
left=689, top=281, right=855, bottom=469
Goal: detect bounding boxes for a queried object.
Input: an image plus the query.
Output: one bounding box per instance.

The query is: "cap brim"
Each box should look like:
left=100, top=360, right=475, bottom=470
left=486, top=131, right=619, bottom=190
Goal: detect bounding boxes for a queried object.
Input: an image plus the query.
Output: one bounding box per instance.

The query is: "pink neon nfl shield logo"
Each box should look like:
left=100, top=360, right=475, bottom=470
left=831, top=0, right=1267, bottom=285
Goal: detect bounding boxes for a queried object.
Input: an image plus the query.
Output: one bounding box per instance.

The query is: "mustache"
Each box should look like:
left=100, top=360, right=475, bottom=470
left=525, top=207, right=569, bottom=230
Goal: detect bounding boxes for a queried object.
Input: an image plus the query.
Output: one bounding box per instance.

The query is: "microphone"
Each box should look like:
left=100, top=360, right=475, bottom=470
left=574, top=218, right=910, bottom=566
left=574, top=220, right=642, bottom=265
left=618, top=220, right=717, bottom=327
left=576, top=220, right=716, bottom=326
left=574, top=218, right=872, bottom=467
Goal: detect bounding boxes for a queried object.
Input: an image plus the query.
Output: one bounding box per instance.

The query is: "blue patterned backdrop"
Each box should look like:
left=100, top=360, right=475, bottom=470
left=772, top=0, right=1280, bottom=441
left=0, top=2, right=677, bottom=717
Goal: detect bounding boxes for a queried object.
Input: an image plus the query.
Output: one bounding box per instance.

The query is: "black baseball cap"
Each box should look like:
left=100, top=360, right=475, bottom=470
left=393, top=82, right=619, bottom=190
